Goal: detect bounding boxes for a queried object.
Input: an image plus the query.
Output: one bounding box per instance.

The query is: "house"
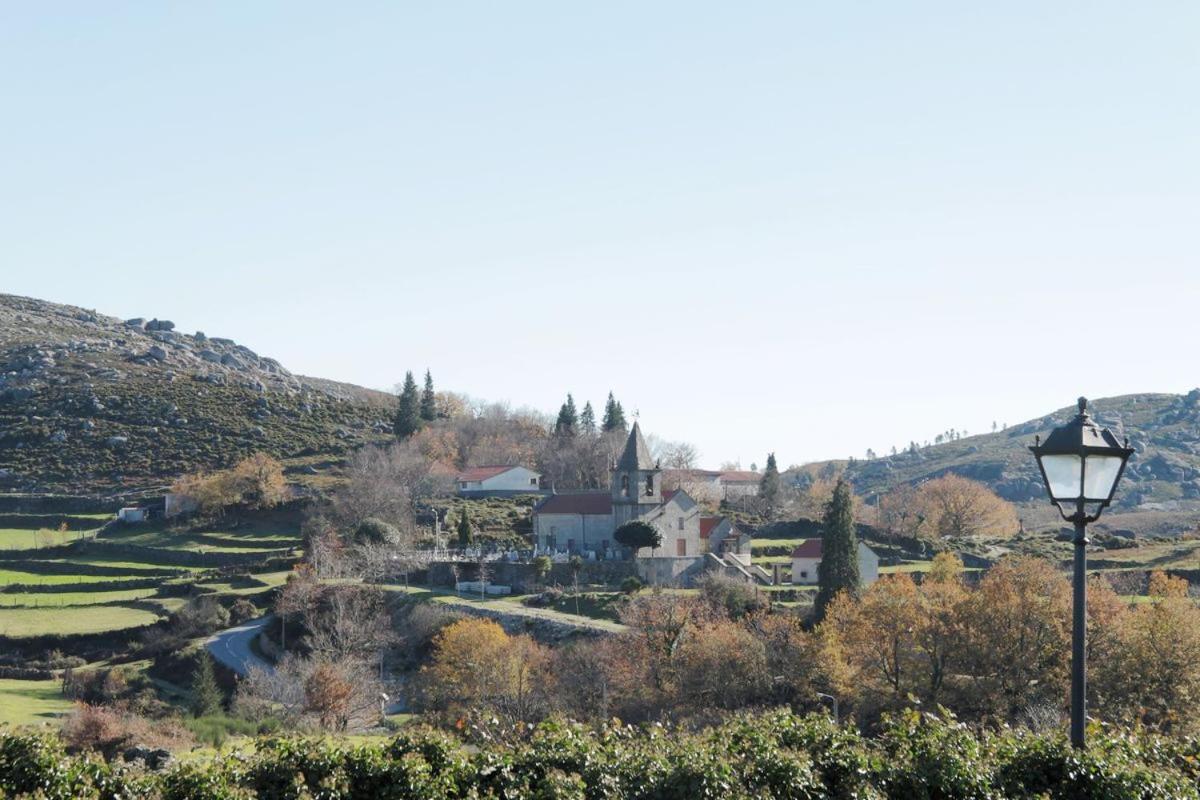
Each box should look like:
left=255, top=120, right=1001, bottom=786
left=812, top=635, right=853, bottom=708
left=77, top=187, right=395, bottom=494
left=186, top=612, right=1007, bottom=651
left=455, top=465, right=542, bottom=496
left=117, top=507, right=146, bottom=523
left=533, top=423, right=719, bottom=559
left=662, top=468, right=761, bottom=502
left=789, top=539, right=879, bottom=586
left=703, top=516, right=753, bottom=566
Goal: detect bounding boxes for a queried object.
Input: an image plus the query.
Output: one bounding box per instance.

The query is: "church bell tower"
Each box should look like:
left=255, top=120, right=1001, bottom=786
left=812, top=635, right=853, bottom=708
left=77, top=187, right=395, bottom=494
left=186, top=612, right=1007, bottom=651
left=611, top=422, right=661, bottom=528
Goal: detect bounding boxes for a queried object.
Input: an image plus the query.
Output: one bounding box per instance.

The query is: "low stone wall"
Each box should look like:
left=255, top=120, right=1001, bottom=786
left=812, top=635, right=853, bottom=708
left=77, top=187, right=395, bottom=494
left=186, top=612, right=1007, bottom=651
left=427, top=559, right=637, bottom=592
left=637, top=556, right=708, bottom=587
left=440, top=601, right=611, bottom=643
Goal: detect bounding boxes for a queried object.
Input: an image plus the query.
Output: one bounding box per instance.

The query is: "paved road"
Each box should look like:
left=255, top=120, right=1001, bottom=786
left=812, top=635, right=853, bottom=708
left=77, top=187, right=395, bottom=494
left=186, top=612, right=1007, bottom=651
left=205, top=614, right=275, bottom=676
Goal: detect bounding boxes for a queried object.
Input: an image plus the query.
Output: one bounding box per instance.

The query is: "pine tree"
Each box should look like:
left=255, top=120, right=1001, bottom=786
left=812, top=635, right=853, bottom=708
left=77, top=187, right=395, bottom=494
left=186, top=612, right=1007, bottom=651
left=457, top=508, right=473, bottom=548
left=394, top=371, right=422, bottom=440
left=814, top=477, right=860, bottom=621
left=191, top=652, right=222, bottom=717
left=554, top=393, right=578, bottom=437
left=420, top=369, right=438, bottom=421
left=760, top=452, right=781, bottom=516
left=580, top=401, right=597, bottom=435
left=602, top=391, right=627, bottom=433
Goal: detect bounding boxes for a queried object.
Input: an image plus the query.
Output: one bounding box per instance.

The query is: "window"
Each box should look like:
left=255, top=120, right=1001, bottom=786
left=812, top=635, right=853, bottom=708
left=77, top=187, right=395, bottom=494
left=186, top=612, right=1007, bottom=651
left=800, top=570, right=808, bottom=579
left=678, top=517, right=685, bottom=531
left=530, top=478, right=538, bottom=486
left=645, top=475, right=654, bottom=496
left=621, top=475, right=630, bottom=496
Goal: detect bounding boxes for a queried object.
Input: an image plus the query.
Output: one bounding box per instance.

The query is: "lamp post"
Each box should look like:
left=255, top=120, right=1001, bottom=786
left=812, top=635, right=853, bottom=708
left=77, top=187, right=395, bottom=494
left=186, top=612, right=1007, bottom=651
left=1029, top=397, right=1133, bottom=749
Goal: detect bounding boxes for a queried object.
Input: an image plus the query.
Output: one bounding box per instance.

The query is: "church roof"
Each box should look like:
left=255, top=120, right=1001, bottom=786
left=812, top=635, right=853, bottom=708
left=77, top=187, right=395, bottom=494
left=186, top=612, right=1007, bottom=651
left=617, top=422, right=656, bottom=471
left=536, top=492, right=613, bottom=516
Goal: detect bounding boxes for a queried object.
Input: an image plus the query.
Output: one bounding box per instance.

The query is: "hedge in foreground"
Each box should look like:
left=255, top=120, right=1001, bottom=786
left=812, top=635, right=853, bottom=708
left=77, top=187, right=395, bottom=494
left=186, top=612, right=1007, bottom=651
left=4, top=710, right=1200, bottom=799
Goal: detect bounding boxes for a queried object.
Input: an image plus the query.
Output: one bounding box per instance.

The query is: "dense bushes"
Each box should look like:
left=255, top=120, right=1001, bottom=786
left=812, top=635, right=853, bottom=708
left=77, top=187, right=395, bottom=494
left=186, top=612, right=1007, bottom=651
left=6, top=711, right=1200, bottom=799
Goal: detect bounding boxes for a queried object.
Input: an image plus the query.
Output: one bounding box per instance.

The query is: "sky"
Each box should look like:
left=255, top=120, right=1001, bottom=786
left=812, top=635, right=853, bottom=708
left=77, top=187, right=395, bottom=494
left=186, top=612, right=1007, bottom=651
left=2, top=3, right=1197, bottom=467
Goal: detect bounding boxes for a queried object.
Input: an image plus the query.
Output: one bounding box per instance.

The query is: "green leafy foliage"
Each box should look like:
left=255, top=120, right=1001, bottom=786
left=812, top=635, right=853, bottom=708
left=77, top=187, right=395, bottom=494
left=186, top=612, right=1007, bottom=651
left=4, top=713, right=1200, bottom=799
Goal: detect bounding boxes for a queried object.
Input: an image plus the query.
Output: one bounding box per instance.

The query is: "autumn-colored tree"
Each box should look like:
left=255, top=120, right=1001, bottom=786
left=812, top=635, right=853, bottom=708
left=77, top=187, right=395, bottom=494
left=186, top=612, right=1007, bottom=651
left=419, top=618, right=551, bottom=724
left=913, top=474, right=1018, bottom=540
left=304, top=660, right=357, bottom=731
left=878, top=483, right=924, bottom=541
left=957, top=557, right=1070, bottom=720
left=823, top=575, right=926, bottom=710
left=228, top=452, right=289, bottom=510
left=1092, top=572, right=1200, bottom=733
left=676, top=620, right=770, bottom=710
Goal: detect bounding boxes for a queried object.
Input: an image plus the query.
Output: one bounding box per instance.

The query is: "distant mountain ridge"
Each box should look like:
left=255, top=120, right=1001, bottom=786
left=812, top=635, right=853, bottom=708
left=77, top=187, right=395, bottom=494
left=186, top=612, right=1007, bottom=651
left=0, top=294, right=394, bottom=494
left=832, top=391, right=1200, bottom=534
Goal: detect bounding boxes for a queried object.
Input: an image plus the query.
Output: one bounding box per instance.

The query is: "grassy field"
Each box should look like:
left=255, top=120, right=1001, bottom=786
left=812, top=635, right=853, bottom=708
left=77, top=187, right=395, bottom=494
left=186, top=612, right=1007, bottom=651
left=0, top=604, right=164, bottom=637
left=0, top=679, right=73, bottom=727
left=0, top=568, right=153, bottom=586
left=101, top=518, right=301, bottom=554
left=0, top=588, right=161, bottom=607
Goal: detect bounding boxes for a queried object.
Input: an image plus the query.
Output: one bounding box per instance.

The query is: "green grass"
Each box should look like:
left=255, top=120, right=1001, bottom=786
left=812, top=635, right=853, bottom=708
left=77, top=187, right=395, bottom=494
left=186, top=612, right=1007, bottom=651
left=0, top=588, right=160, bottom=607
left=0, top=568, right=150, bottom=586
left=0, top=603, right=164, bottom=637
left=0, top=527, right=95, bottom=550
left=101, top=519, right=300, bottom=553
left=196, top=570, right=292, bottom=596
left=0, top=679, right=73, bottom=727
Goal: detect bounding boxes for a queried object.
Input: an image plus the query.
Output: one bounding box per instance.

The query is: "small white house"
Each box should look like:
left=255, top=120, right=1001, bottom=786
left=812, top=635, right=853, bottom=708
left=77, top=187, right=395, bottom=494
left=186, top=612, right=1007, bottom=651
left=117, top=507, right=146, bottom=523
left=456, top=465, right=542, bottom=496
left=790, top=539, right=879, bottom=586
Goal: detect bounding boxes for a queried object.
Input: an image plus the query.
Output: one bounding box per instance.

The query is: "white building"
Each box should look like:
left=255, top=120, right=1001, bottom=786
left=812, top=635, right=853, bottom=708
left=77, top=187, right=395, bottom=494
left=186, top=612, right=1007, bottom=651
left=789, top=539, right=879, bottom=586
left=455, top=465, right=542, bottom=496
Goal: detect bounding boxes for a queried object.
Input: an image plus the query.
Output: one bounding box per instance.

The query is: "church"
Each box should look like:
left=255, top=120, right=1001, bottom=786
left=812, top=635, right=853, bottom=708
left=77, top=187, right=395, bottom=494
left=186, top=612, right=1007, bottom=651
left=532, top=423, right=742, bottom=560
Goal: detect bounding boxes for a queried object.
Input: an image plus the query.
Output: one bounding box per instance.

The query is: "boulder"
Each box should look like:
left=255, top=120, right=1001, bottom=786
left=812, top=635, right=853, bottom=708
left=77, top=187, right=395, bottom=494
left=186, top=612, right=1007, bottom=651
left=105, top=436, right=129, bottom=448
left=147, top=346, right=167, bottom=361
left=124, top=318, right=146, bottom=328
left=199, top=349, right=221, bottom=363
left=145, top=318, right=175, bottom=332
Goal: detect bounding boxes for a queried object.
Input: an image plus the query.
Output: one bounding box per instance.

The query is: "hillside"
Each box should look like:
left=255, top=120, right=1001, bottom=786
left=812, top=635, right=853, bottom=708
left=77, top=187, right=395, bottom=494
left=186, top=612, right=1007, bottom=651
left=0, top=294, right=395, bottom=494
left=831, top=392, right=1200, bottom=535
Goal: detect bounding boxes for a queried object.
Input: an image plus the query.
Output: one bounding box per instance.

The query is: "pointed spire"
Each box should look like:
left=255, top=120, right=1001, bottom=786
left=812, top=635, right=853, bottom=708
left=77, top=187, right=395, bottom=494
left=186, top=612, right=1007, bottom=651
left=617, top=421, right=655, bottom=471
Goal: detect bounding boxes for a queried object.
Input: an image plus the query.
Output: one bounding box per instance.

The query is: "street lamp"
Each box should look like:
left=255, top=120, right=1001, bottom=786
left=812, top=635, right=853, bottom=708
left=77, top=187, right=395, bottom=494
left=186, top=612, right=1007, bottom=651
left=1030, top=397, right=1133, bottom=749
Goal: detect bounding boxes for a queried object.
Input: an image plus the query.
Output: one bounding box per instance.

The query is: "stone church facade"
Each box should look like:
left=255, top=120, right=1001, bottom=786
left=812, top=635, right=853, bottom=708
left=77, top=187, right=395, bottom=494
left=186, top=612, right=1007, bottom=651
left=533, top=423, right=719, bottom=559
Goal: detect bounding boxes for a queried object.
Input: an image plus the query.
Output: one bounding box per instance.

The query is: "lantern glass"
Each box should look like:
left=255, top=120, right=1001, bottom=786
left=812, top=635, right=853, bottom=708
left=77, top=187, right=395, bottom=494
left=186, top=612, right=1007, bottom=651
left=1083, top=454, right=1125, bottom=502
left=1040, top=454, right=1082, bottom=501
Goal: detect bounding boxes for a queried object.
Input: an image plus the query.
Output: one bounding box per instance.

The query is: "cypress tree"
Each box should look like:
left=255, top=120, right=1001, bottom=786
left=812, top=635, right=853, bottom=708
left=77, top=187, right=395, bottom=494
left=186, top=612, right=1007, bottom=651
left=580, top=401, right=597, bottom=435
left=814, top=477, right=860, bottom=621
left=191, top=652, right=222, bottom=717
left=419, top=369, right=438, bottom=421
left=602, top=391, right=627, bottom=433
left=554, top=393, right=579, bottom=437
left=760, top=452, right=781, bottom=516
left=394, top=371, right=421, bottom=440
left=457, top=508, right=473, bottom=548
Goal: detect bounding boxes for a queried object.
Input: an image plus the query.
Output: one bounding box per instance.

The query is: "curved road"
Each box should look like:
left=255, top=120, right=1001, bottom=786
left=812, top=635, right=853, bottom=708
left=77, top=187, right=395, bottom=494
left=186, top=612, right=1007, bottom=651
left=205, top=614, right=275, bottom=676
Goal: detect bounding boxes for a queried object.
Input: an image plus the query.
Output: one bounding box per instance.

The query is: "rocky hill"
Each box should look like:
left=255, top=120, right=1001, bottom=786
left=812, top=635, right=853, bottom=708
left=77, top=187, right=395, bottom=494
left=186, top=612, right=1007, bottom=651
left=833, top=392, right=1200, bottom=535
left=0, top=294, right=395, bottom=494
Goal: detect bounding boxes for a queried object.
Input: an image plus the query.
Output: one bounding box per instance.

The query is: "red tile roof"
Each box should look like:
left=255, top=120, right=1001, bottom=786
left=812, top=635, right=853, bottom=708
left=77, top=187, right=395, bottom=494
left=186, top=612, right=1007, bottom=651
left=662, top=489, right=679, bottom=503
left=457, top=465, right=524, bottom=482
left=536, top=493, right=613, bottom=515
left=700, top=516, right=721, bottom=539
left=790, top=539, right=824, bottom=558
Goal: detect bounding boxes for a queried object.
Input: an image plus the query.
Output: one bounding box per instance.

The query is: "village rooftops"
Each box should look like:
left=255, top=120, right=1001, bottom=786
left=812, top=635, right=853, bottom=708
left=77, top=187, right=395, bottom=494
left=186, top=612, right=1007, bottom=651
left=790, top=539, right=825, bottom=559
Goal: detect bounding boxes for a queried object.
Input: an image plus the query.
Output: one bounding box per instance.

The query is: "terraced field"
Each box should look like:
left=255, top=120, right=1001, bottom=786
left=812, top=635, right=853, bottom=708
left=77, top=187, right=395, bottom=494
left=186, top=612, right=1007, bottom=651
left=0, top=604, right=164, bottom=637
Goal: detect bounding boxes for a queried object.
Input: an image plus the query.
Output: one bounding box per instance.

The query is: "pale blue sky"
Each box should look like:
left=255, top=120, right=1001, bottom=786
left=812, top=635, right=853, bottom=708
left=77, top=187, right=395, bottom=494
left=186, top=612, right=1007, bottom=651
left=2, top=3, right=1197, bottom=466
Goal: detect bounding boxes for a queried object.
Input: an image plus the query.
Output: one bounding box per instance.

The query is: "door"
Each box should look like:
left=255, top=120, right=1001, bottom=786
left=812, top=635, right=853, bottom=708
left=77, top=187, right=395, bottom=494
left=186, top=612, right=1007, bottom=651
left=676, top=538, right=687, bottom=556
